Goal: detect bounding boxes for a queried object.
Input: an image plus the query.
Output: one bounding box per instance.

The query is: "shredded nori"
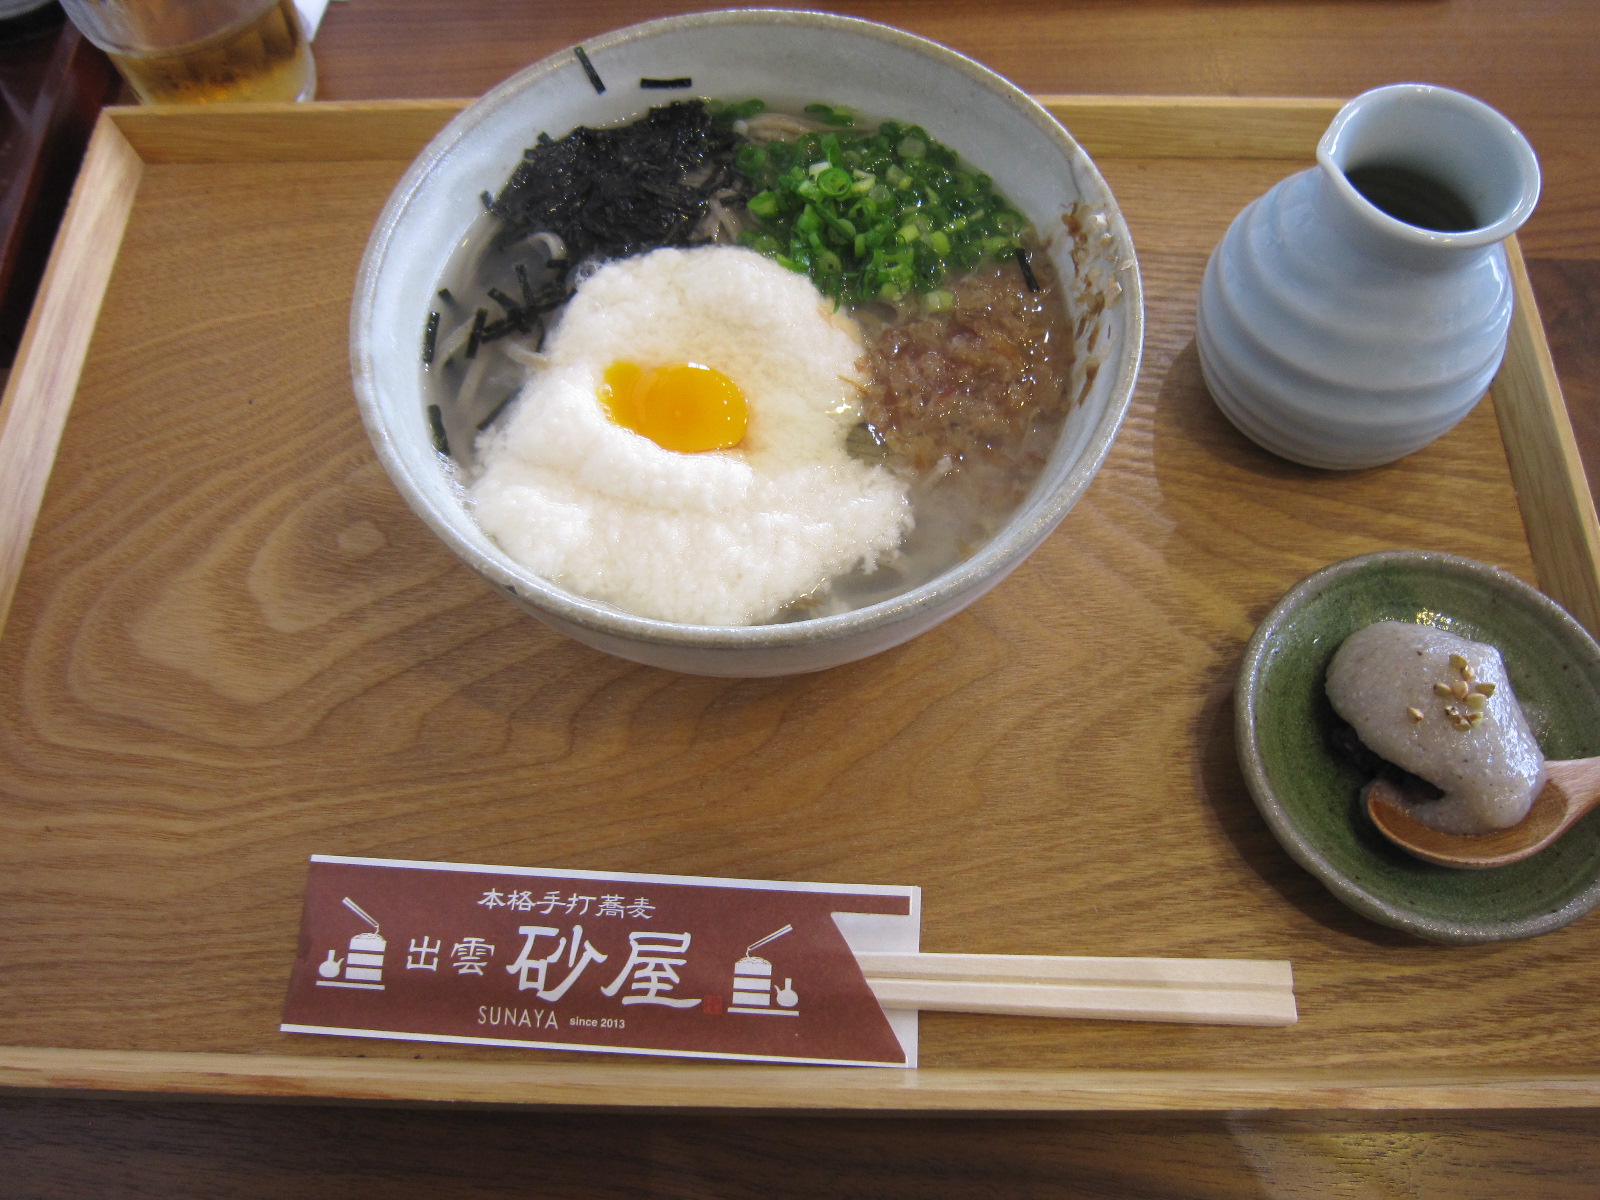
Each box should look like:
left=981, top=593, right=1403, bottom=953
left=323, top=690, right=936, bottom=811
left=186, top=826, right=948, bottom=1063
left=477, top=265, right=565, bottom=347
left=483, top=311, right=540, bottom=343
left=487, top=99, right=747, bottom=265
left=1015, top=247, right=1039, bottom=293
left=424, top=100, right=747, bottom=406
left=476, top=391, right=518, bottom=432
left=465, top=308, right=488, bottom=359
left=427, top=403, right=450, bottom=456
left=640, top=76, right=692, bottom=89
left=486, top=287, right=521, bottom=315
left=574, top=45, right=606, bottom=94
left=422, top=310, right=439, bottom=366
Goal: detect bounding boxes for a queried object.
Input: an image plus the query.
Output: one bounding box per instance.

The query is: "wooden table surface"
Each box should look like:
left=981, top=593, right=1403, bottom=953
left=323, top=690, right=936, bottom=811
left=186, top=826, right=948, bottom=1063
left=6, top=0, right=1600, bottom=1194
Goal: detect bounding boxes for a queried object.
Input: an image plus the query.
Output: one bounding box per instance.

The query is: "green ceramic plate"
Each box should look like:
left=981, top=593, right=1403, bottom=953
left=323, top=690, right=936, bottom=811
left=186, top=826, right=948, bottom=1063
left=1237, top=550, right=1600, bottom=943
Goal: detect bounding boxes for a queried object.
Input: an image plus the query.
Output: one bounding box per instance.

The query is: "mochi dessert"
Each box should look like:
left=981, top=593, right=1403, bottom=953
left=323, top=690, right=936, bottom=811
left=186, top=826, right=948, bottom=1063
left=1326, top=621, right=1546, bottom=835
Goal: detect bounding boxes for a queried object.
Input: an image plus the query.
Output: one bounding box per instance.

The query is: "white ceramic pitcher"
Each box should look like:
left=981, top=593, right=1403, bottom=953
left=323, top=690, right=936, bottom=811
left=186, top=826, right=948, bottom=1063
left=1196, top=83, right=1540, bottom=469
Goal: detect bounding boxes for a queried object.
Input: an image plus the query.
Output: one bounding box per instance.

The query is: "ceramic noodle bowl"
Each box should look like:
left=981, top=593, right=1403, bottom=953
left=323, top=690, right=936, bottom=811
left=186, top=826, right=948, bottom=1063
left=351, top=10, right=1142, bottom=676
left=1196, top=83, right=1540, bottom=469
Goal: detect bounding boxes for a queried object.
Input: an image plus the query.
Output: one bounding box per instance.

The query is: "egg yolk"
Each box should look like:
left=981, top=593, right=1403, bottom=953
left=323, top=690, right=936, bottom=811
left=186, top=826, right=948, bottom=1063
left=600, top=361, right=748, bottom=453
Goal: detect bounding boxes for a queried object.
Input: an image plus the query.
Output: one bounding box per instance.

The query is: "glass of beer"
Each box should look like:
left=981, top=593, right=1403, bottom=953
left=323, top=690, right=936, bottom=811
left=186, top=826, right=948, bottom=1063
left=58, top=0, right=315, bottom=104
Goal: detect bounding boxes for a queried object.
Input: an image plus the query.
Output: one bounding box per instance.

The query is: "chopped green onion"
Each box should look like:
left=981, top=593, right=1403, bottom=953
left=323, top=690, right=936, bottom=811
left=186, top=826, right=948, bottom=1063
left=731, top=102, right=1032, bottom=303
left=817, top=167, right=852, bottom=197
left=804, top=102, right=856, bottom=126
left=739, top=230, right=782, bottom=255
left=736, top=144, right=768, bottom=174
left=819, top=208, right=855, bottom=239
left=748, top=190, right=781, bottom=220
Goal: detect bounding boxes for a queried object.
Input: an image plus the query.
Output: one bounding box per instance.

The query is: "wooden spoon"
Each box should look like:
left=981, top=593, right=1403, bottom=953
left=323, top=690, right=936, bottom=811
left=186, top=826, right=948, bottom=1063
left=1365, top=757, right=1600, bottom=868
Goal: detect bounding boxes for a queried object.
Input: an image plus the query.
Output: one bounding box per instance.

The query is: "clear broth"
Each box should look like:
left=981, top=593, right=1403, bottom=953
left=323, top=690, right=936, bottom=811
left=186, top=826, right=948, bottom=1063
left=423, top=109, right=1079, bottom=624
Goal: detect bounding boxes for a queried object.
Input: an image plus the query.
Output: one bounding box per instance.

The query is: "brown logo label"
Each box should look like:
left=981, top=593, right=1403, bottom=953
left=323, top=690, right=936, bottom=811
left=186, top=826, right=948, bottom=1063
left=281, top=856, right=919, bottom=1066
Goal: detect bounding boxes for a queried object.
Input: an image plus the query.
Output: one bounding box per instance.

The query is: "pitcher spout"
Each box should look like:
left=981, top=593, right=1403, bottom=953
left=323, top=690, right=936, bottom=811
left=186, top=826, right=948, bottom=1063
left=1317, top=83, right=1540, bottom=255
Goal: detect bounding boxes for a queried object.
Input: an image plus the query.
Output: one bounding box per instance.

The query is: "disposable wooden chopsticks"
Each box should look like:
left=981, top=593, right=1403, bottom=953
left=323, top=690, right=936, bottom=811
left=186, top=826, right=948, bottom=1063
left=854, top=952, right=1297, bottom=1027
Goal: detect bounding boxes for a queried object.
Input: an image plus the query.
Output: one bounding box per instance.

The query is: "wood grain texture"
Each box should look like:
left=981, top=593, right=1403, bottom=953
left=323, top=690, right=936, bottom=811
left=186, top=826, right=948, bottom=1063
left=0, top=114, right=140, bottom=638
left=7, top=1097, right=1600, bottom=1200
left=5, top=0, right=1600, bottom=1191
left=1040, top=95, right=1340, bottom=160
left=858, top=950, right=1299, bottom=1026
left=1492, top=240, right=1600, bottom=636
left=308, top=0, right=1600, bottom=260
left=0, top=25, right=122, bottom=364
left=108, top=99, right=463, bottom=164
left=5, top=1048, right=1600, bottom=1112
left=0, top=107, right=1587, bottom=1111
left=1526, top=258, right=1600, bottom=515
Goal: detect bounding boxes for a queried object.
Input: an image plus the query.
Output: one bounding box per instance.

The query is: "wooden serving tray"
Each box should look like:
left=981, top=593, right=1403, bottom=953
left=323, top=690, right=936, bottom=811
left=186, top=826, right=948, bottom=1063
left=2, top=98, right=1599, bottom=1112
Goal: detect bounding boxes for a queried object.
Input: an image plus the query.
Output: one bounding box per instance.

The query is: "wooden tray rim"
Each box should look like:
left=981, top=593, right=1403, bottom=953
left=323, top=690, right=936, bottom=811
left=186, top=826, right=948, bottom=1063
left=2, top=97, right=1599, bottom=1111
